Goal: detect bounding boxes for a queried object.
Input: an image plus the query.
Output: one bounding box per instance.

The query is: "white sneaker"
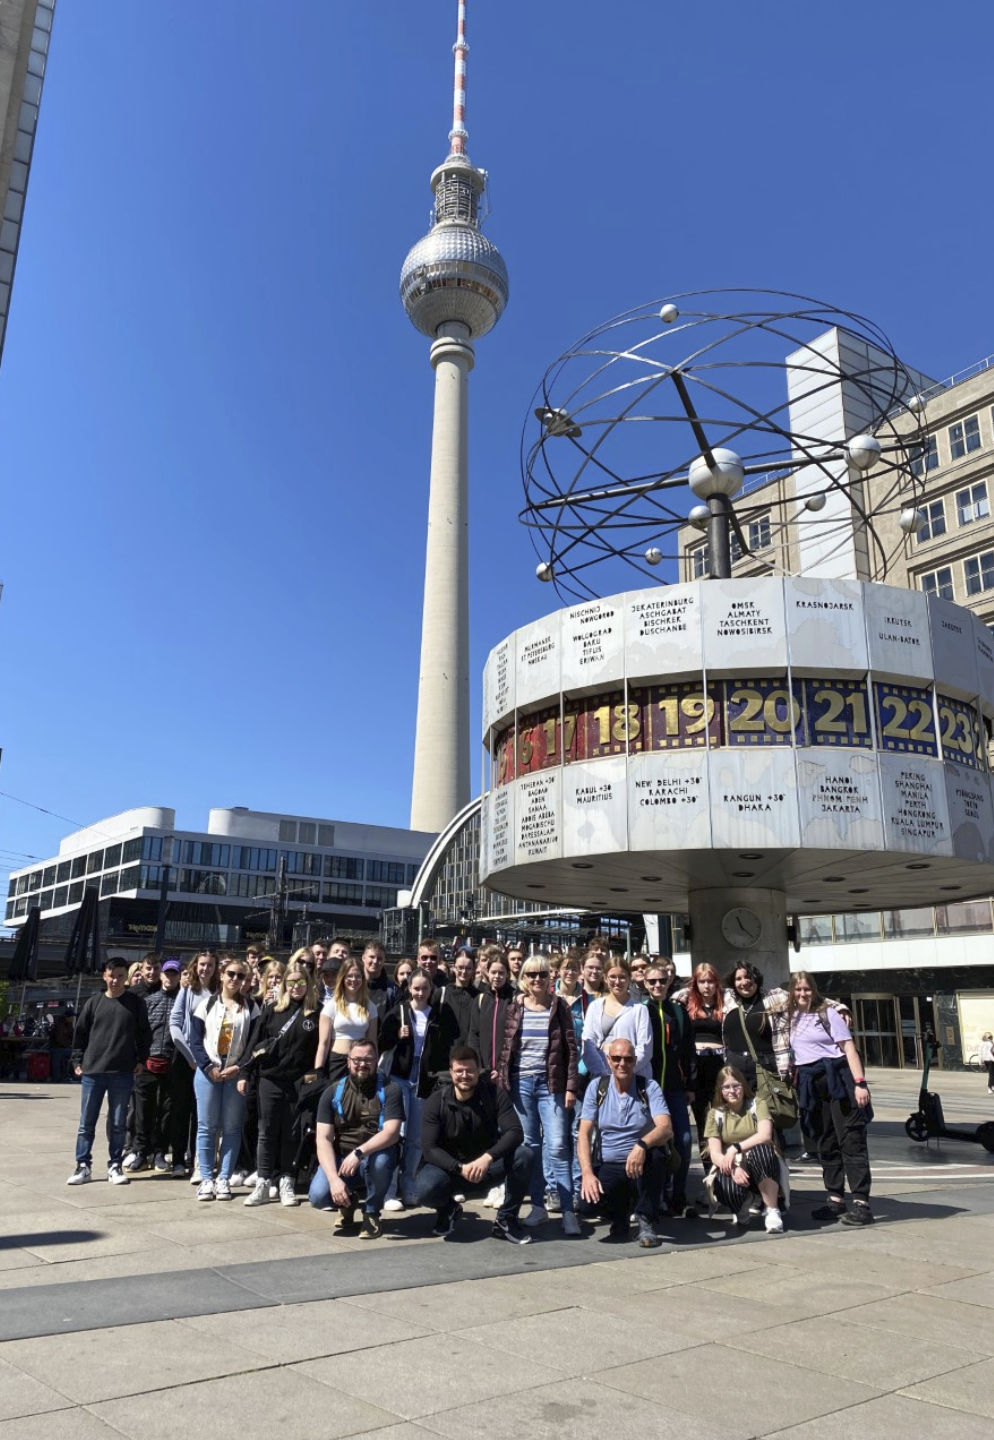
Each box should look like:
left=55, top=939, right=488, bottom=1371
left=108, top=1164, right=130, bottom=1186
left=278, top=1176, right=299, bottom=1207
left=214, top=1177, right=232, bottom=1201
left=764, top=1207, right=785, bottom=1234
left=244, top=1179, right=270, bottom=1207
left=122, top=1151, right=140, bottom=1171
left=197, top=1179, right=215, bottom=1202
left=67, top=1163, right=91, bottom=1186
left=521, top=1205, right=548, bottom=1228
left=383, top=1198, right=405, bottom=1212
left=484, top=1184, right=505, bottom=1208
left=230, top=1170, right=248, bottom=1187
left=562, top=1212, right=582, bottom=1236
left=268, top=1183, right=279, bottom=1200
left=245, top=1171, right=258, bottom=1187
left=190, top=1166, right=202, bottom=1185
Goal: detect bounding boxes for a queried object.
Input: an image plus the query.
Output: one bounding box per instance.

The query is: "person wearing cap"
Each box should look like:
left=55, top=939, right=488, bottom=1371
left=125, top=955, right=181, bottom=1173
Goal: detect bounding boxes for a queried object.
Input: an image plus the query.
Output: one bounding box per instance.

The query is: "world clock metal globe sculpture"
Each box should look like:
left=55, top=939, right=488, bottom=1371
left=477, top=290, right=994, bottom=983
left=520, top=289, right=928, bottom=602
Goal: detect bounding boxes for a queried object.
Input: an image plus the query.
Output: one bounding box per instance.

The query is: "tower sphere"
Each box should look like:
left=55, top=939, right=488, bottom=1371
left=401, top=224, right=508, bottom=339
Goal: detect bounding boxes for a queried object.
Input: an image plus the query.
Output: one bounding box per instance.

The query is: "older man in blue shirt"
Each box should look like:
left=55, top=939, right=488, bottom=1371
left=577, top=1036, right=672, bottom=1246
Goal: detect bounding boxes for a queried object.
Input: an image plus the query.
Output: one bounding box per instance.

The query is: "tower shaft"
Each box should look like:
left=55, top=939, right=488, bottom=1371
left=409, top=324, right=475, bottom=833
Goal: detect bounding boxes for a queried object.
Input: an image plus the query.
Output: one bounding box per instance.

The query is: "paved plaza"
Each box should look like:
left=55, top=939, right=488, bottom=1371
left=1, top=1067, right=994, bottom=1437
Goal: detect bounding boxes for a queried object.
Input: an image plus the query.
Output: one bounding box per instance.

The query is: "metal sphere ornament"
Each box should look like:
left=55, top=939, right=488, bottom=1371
left=519, top=288, right=928, bottom=601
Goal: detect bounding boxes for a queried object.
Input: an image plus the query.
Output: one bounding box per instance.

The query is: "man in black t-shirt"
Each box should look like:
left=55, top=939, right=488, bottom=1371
left=308, top=1039, right=402, bottom=1239
left=68, top=957, right=152, bottom=1187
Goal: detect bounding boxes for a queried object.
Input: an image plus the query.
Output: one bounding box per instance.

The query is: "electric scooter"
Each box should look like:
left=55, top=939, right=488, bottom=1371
left=905, top=1030, right=994, bottom=1151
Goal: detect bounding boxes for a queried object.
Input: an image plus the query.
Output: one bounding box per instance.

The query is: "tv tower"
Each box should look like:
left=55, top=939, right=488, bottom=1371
left=401, top=0, right=508, bottom=834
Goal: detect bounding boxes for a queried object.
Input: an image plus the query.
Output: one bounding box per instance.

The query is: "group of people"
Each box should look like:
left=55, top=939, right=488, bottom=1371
left=66, top=936, right=875, bottom=1244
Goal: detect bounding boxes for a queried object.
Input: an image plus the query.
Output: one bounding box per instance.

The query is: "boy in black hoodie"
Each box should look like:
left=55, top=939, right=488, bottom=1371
left=68, top=957, right=151, bottom=1186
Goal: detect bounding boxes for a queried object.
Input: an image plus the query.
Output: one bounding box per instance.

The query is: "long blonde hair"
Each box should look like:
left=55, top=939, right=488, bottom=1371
left=333, top=960, right=371, bottom=1021
left=274, top=965, right=320, bottom=1015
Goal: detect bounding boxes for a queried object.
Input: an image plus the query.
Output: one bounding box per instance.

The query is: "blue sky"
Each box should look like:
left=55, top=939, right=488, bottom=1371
left=2, top=0, right=993, bottom=895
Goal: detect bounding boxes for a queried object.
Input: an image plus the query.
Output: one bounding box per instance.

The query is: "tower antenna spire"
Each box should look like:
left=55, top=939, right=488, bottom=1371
left=400, top=0, right=508, bottom=835
left=448, top=0, right=469, bottom=156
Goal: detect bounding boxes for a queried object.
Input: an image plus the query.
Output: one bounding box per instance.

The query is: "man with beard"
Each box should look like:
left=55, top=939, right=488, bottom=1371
left=308, top=1039, right=402, bottom=1239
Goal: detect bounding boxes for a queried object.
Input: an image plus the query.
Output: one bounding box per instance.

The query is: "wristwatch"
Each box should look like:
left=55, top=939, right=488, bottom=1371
left=634, top=1138, right=648, bottom=1152
left=354, top=1147, right=365, bottom=1159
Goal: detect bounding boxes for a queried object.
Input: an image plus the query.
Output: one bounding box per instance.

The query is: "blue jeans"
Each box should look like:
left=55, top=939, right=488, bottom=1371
left=75, top=1072, right=134, bottom=1167
left=193, top=1068, right=246, bottom=1182
left=308, top=1147, right=398, bottom=1214
left=395, top=1077, right=426, bottom=1204
left=512, top=1073, right=574, bottom=1213
left=663, top=1087, right=693, bottom=1205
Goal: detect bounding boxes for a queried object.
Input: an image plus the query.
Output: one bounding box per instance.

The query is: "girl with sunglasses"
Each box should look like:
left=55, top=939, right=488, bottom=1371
left=496, top=956, right=580, bottom=1235
left=189, top=954, right=259, bottom=1201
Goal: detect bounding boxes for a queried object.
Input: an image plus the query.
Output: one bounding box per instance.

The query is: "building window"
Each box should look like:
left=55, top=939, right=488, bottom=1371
left=56, top=860, right=71, bottom=883
left=950, top=414, right=981, bottom=460
left=142, top=836, right=163, bottom=862
left=318, top=824, right=335, bottom=847
left=325, top=855, right=364, bottom=880
left=86, top=851, right=103, bottom=874
left=690, top=543, right=709, bottom=579
left=957, top=481, right=989, bottom=526
left=910, top=435, right=939, bottom=477
left=917, top=499, right=946, bottom=542
left=965, top=551, right=994, bottom=595
left=278, top=820, right=297, bottom=843
left=122, top=838, right=142, bottom=864
left=298, top=822, right=316, bottom=845
left=729, top=530, right=743, bottom=564
left=921, top=567, right=954, bottom=601
left=749, top=514, right=772, bottom=551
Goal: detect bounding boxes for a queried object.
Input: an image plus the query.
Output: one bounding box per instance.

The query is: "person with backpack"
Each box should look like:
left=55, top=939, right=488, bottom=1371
left=576, top=1036, right=672, bottom=1247
left=704, top=1065, right=785, bottom=1233
left=188, top=954, right=259, bottom=1202
left=307, top=1039, right=403, bottom=1239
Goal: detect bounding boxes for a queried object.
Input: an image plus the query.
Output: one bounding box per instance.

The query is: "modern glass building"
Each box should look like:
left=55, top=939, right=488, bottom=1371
left=5, top=806, right=434, bottom=955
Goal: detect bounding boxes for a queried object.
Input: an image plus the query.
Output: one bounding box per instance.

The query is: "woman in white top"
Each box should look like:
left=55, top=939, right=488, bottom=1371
left=315, top=958, right=378, bottom=1080
left=189, top=954, right=258, bottom=1201
left=581, top=958, right=652, bottom=1079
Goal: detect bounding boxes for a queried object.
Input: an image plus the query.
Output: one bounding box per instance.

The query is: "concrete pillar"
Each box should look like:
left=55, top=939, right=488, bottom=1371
left=410, top=322, right=475, bottom=834
left=687, top=886, right=790, bottom=988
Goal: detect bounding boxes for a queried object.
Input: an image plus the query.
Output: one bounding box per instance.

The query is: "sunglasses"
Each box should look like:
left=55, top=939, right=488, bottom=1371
left=225, top=970, right=248, bottom=980
left=608, top=1055, right=636, bottom=1065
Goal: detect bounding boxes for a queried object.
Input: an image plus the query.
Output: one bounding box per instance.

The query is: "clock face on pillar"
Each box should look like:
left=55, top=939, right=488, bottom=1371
left=721, top=906, right=763, bottom=949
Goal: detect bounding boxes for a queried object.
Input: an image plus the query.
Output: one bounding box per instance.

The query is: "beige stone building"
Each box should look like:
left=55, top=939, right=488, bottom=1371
left=673, top=336, right=994, bottom=1070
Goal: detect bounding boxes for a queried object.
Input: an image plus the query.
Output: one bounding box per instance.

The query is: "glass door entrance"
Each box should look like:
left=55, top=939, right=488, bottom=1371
left=851, top=994, right=936, bottom=1070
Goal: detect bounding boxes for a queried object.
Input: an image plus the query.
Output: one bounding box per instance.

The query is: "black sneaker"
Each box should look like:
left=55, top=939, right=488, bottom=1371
left=492, top=1214, right=532, bottom=1245
left=602, top=1221, right=631, bottom=1243
left=795, top=1151, right=819, bottom=1165
left=431, top=1202, right=463, bottom=1237
left=811, top=1200, right=847, bottom=1222
left=840, top=1202, right=874, bottom=1227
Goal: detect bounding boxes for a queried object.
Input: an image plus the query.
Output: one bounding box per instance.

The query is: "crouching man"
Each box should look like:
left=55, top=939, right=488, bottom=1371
left=577, top=1037, right=673, bottom=1247
left=308, top=1039, right=402, bottom=1239
left=414, top=1044, right=533, bottom=1245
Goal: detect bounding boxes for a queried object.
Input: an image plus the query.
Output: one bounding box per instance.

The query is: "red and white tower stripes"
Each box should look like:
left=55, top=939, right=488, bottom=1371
left=448, top=0, right=469, bottom=155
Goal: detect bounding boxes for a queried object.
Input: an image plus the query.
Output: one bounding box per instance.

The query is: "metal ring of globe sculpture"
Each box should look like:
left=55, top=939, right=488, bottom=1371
left=479, top=290, right=994, bottom=983
left=520, top=288, right=927, bottom=602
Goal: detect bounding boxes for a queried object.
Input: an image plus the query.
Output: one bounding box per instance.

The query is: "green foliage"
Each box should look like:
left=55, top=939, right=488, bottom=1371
left=0, top=979, right=10, bottom=1022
